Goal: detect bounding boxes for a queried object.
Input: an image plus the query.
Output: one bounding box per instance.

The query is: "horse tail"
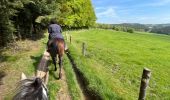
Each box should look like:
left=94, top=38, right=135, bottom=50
left=57, top=40, right=65, bottom=57
left=50, top=42, right=57, bottom=58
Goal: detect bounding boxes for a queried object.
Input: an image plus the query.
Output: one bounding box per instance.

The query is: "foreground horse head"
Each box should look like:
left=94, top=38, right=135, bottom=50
left=48, top=38, right=65, bottom=79
left=13, top=73, right=48, bottom=100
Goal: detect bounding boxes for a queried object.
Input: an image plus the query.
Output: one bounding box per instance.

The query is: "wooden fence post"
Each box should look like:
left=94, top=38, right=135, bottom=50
left=138, top=68, right=151, bottom=100
left=82, top=42, right=86, bottom=56
left=70, top=35, right=72, bottom=44
left=65, top=32, right=68, bottom=41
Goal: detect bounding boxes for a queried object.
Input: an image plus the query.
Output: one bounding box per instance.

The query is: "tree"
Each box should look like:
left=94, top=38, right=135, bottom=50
left=0, top=0, right=97, bottom=47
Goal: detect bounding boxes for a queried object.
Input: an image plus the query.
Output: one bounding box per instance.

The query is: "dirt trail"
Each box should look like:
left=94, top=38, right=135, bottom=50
left=0, top=83, right=5, bottom=100
left=37, top=51, right=71, bottom=100
left=56, top=68, right=71, bottom=100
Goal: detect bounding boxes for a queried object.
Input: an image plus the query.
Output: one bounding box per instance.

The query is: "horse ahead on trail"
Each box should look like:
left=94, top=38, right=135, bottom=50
left=13, top=73, right=48, bottom=100
left=48, top=38, right=65, bottom=79
left=47, top=18, right=65, bottom=79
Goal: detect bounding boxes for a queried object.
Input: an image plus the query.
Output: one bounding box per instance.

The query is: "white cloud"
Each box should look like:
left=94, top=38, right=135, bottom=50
left=97, top=7, right=118, bottom=18
left=93, top=0, right=170, bottom=24
left=162, top=17, right=170, bottom=21
left=95, top=7, right=105, bottom=10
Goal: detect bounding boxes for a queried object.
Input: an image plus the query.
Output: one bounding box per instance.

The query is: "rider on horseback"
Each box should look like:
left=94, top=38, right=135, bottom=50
left=47, top=19, right=67, bottom=52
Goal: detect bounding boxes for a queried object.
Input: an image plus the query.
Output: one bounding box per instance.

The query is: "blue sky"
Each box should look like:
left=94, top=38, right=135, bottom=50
left=91, top=0, right=170, bottom=24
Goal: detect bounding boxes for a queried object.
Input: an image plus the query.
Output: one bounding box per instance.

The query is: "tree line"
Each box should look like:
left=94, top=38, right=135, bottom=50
left=0, top=0, right=96, bottom=47
left=150, top=25, right=170, bottom=35
left=94, top=23, right=135, bottom=33
left=95, top=23, right=170, bottom=35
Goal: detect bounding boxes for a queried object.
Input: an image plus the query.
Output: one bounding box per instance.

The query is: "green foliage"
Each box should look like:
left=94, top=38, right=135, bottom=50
left=56, top=0, right=96, bottom=28
left=0, top=0, right=17, bottom=46
left=151, top=25, right=170, bottom=35
left=114, top=23, right=149, bottom=32
left=0, top=0, right=96, bottom=47
left=94, top=23, right=114, bottom=29
left=127, top=28, right=134, bottom=33
left=115, top=27, right=119, bottom=31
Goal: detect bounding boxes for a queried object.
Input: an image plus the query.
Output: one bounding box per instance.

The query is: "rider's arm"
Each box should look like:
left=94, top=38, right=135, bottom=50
left=60, top=26, right=62, bottom=33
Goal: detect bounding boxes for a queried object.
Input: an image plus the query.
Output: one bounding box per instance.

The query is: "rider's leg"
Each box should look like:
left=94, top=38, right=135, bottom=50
left=47, top=39, right=53, bottom=52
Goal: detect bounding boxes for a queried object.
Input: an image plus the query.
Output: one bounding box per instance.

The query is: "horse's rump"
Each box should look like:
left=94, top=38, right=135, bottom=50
left=51, top=38, right=64, bottom=56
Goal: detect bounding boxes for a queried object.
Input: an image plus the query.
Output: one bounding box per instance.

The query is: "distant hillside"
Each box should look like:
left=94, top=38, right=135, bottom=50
left=113, top=23, right=150, bottom=32
left=96, top=23, right=170, bottom=35
left=150, top=25, right=170, bottom=35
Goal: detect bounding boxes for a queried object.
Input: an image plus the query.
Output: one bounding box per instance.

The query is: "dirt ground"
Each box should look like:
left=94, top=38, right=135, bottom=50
left=56, top=68, right=71, bottom=100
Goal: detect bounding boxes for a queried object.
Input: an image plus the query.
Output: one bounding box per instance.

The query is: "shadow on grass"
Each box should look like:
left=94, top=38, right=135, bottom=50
left=30, top=55, right=43, bottom=74
left=0, top=71, right=6, bottom=85
left=48, top=60, right=60, bottom=80
left=30, top=55, right=60, bottom=80
left=0, top=51, right=17, bottom=63
left=49, top=67, right=59, bottom=80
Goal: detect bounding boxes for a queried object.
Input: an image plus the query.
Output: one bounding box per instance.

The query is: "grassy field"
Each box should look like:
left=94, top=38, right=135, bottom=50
left=0, top=32, right=82, bottom=100
left=68, top=29, right=170, bottom=100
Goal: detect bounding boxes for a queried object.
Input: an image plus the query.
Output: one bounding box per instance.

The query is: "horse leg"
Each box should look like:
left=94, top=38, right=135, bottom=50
left=52, top=57, right=57, bottom=71
left=58, top=55, right=63, bottom=79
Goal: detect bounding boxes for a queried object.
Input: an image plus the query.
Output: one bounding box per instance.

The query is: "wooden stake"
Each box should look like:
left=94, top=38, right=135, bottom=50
left=138, top=68, right=151, bottom=100
left=65, top=32, right=68, bottom=41
left=44, top=71, right=49, bottom=85
left=82, top=42, right=86, bottom=56
left=70, top=35, right=72, bottom=44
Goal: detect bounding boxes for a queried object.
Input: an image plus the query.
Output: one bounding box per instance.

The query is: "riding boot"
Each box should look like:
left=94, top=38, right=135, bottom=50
left=47, top=40, right=53, bottom=52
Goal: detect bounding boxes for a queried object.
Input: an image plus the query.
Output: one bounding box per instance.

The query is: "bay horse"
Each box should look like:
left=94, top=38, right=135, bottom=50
left=48, top=38, right=65, bottom=79
left=13, top=73, right=48, bottom=100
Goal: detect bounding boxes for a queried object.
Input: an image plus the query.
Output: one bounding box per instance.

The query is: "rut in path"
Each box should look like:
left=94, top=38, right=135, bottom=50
left=66, top=52, right=102, bottom=100
left=56, top=68, right=71, bottom=100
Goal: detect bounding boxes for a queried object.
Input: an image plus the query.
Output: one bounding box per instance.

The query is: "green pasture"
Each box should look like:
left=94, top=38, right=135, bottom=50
left=68, top=29, right=170, bottom=100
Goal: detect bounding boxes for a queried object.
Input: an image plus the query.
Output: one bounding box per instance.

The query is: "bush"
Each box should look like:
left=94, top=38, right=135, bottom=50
left=127, top=28, right=134, bottom=33
left=115, top=27, right=119, bottom=31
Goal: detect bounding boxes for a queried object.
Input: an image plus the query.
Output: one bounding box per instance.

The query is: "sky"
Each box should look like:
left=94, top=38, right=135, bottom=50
left=91, top=0, right=170, bottom=24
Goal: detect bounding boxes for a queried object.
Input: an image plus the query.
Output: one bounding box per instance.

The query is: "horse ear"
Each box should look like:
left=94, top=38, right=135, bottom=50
left=21, top=72, right=27, bottom=80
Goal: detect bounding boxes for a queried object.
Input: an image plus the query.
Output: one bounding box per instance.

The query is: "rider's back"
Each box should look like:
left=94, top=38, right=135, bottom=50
left=48, top=24, right=63, bottom=39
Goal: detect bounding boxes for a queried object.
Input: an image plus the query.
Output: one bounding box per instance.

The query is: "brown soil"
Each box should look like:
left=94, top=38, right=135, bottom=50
left=56, top=68, right=71, bottom=100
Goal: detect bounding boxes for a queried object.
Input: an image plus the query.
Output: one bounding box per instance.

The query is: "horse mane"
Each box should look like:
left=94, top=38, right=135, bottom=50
left=13, top=77, right=48, bottom=100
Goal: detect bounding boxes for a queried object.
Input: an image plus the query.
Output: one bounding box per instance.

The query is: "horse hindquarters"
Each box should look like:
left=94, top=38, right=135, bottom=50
left=49, top=42, right=57, bottom=71
left=58, top=41, right=64, bottom=79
